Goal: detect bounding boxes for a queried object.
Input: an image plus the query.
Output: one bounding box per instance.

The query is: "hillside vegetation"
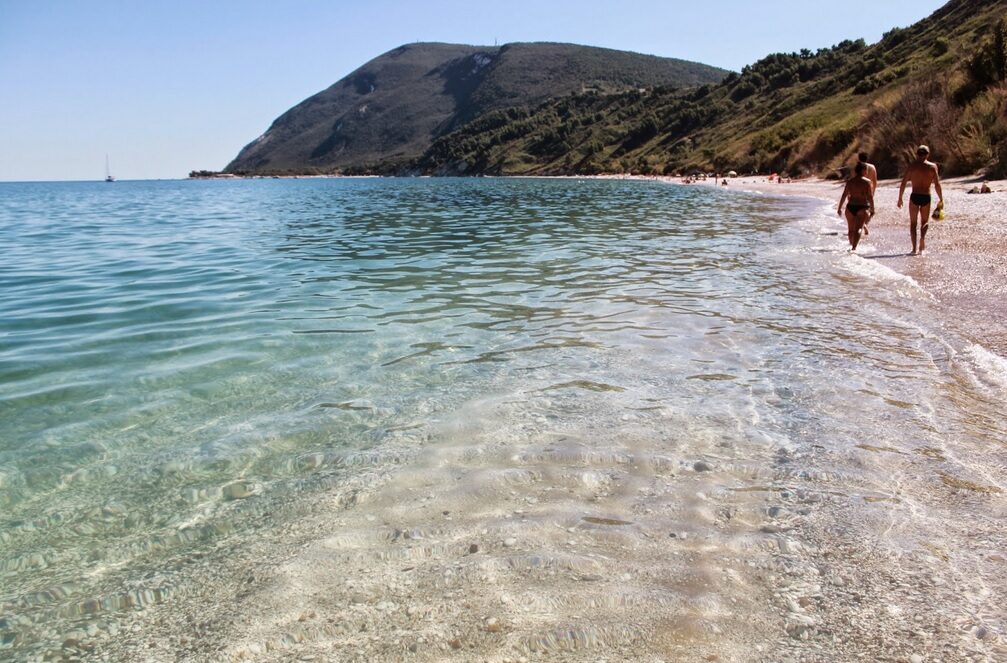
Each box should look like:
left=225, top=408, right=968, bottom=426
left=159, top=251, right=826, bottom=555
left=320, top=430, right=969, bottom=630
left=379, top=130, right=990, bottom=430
left=417, top=0, right=1007, bottom=179
left=224, top=43, right=727, bottom=174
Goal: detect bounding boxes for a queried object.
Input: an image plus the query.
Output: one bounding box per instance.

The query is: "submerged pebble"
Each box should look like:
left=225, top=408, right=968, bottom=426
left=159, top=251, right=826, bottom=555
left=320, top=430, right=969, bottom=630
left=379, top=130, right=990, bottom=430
left=221, top=482, right=255, bottom=501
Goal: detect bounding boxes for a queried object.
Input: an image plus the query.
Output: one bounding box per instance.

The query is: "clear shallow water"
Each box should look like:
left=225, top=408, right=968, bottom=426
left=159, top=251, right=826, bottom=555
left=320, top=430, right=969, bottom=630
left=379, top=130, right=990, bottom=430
left=0, top=179, right=1004, bottom=660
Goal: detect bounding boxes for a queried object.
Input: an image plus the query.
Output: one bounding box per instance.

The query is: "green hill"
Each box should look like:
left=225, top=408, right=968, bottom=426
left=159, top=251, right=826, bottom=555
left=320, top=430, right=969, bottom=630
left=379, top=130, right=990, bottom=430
left=417, top=0, right=1007, bottom=179
left=224, top=42, right=728, bottom=174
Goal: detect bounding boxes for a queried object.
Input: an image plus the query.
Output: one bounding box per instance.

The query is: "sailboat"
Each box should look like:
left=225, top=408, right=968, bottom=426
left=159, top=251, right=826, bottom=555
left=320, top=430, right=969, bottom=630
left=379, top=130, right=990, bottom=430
left=105, top=155, right=115, bottom=182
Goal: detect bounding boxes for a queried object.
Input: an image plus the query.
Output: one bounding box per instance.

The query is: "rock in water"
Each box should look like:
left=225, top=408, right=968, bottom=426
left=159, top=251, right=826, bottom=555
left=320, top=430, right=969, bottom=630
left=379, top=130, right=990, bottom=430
left=222, top=481, right=255, bottom=500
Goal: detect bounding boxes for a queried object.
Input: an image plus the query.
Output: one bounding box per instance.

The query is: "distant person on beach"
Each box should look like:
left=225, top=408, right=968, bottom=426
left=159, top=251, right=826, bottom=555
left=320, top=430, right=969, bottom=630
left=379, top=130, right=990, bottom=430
left=897, top=145, right=944, bottom=256
left=838, top=162, right=875, bottom=251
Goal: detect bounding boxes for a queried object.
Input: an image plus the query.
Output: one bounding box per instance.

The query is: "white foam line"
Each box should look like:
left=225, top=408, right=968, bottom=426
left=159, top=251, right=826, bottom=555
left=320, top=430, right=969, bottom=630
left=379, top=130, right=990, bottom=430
left=788, top=202, right=931, bottom=294
left=837, top=252, right=924, bottom=290
left=962, top=343, right=1007, bottom=393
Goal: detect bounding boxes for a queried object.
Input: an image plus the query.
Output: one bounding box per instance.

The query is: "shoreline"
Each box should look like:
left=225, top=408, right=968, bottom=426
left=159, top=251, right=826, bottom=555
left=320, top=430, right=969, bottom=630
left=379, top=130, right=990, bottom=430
left=660, top=173, right=1007, bottom=357
left=189, top=169, right=1007, bottom=357
left=185, top=170, right=1007, bottom=357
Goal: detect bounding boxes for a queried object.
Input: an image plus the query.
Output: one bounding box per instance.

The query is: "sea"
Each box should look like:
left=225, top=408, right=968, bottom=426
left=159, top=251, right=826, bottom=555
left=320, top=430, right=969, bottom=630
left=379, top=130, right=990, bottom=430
left=0, top=178, right=1004, bottom=661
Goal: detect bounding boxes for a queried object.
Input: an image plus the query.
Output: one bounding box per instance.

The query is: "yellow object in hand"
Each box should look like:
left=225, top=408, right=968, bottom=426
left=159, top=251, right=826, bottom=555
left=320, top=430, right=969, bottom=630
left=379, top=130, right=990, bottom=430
left=932, top=205, right=945, bottom=221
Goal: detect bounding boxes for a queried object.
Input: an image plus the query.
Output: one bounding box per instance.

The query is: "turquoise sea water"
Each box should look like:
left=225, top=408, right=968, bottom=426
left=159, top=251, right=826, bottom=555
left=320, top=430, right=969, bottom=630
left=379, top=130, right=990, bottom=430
left=1, top=178, right=1004, bottom=659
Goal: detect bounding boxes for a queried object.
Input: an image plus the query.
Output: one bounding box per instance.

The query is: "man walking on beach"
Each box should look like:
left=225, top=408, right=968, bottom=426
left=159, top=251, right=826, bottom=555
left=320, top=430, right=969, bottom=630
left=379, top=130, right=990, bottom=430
left=897, top=145, right=943, bottom=256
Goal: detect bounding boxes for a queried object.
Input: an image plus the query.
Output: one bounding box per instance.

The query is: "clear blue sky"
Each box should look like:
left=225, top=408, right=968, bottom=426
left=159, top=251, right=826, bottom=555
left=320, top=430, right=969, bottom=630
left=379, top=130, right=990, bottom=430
left=0, top=0, right=947, bottom=181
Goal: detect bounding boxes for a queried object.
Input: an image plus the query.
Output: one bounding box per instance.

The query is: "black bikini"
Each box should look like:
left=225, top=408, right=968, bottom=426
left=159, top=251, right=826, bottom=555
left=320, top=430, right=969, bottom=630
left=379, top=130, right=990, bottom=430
left=847, top=203, right=870, bottom=215
left=910, top=193, right=932, bottom=207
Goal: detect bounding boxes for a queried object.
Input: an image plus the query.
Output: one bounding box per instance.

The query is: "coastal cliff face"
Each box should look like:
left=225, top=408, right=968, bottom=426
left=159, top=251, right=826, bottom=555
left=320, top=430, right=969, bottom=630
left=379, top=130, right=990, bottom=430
left=224, top=42, right=728, bottom=175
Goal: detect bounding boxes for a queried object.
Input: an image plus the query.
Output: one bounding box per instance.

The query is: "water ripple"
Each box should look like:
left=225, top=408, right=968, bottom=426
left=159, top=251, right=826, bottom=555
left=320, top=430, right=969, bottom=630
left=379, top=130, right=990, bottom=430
left=1, top=178, right=1004, bottom=659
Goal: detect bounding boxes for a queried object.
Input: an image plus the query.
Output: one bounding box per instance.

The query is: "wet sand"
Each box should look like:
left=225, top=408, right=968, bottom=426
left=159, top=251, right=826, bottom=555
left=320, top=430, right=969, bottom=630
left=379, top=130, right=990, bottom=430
left=702, top=175, right=1007, bottom=355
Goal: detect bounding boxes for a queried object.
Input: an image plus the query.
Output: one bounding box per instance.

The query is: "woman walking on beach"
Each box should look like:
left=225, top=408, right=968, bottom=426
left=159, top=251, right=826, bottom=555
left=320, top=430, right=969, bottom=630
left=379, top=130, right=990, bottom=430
left=838, top=161, right=875, bottom=251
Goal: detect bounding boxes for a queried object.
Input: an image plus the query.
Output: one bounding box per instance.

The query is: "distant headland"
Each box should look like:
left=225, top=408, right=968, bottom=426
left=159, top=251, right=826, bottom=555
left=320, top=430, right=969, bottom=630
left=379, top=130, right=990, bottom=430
left=195, top=1, right=1007, bottom=181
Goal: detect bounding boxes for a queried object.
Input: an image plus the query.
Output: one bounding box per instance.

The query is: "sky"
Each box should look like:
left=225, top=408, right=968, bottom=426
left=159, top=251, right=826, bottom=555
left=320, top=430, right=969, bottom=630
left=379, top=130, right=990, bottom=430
left=0, top=0, right=948, bottom=181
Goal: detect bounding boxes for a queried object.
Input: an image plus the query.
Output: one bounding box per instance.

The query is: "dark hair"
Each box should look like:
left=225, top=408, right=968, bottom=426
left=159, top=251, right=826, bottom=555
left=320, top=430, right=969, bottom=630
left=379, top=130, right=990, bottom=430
left=858, top=152, right=869, bottom=162
left=855, top=162, right=867, bottom=175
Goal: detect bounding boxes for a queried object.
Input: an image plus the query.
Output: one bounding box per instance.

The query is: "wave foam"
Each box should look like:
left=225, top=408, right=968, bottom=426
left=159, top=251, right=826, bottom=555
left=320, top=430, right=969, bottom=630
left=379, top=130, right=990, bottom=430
left=839, top=253, right=924, bottom=290
left=962, top=343, right=1007, bottom=392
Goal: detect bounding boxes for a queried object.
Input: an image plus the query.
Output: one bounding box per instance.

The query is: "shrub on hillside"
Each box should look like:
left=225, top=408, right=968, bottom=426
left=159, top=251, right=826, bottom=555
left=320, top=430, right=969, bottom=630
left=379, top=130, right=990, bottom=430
left=881, top=27, right=908, bottom=47
left=689, top=84, right=713, bottom=101
left=867, top=75, right=1007, bottom=177
left=769, top=69, right=799, bottom=90
left=731, top=80, right=758, bottom=102
left=951, top=86, right=1007, bottom=174
left=968, top=19, right=1007, bottom=89
left=863, top=81, right=944, bottom=176
left=853, top=71, right=897, bottom=95
left=990, top=132, right=1007, bottom=178
left=624, top=115, right=660, bottom=148
left=958, top=19, right=1007, bottom=103
left=809, top=125, right=854, bottom=162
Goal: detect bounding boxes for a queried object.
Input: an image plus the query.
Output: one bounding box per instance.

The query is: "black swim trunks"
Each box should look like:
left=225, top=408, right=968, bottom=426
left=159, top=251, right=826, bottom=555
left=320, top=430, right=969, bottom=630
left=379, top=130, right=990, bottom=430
left=910, top=193, right=931, bottom=207
left=847, top=203, right=870, bottom=215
